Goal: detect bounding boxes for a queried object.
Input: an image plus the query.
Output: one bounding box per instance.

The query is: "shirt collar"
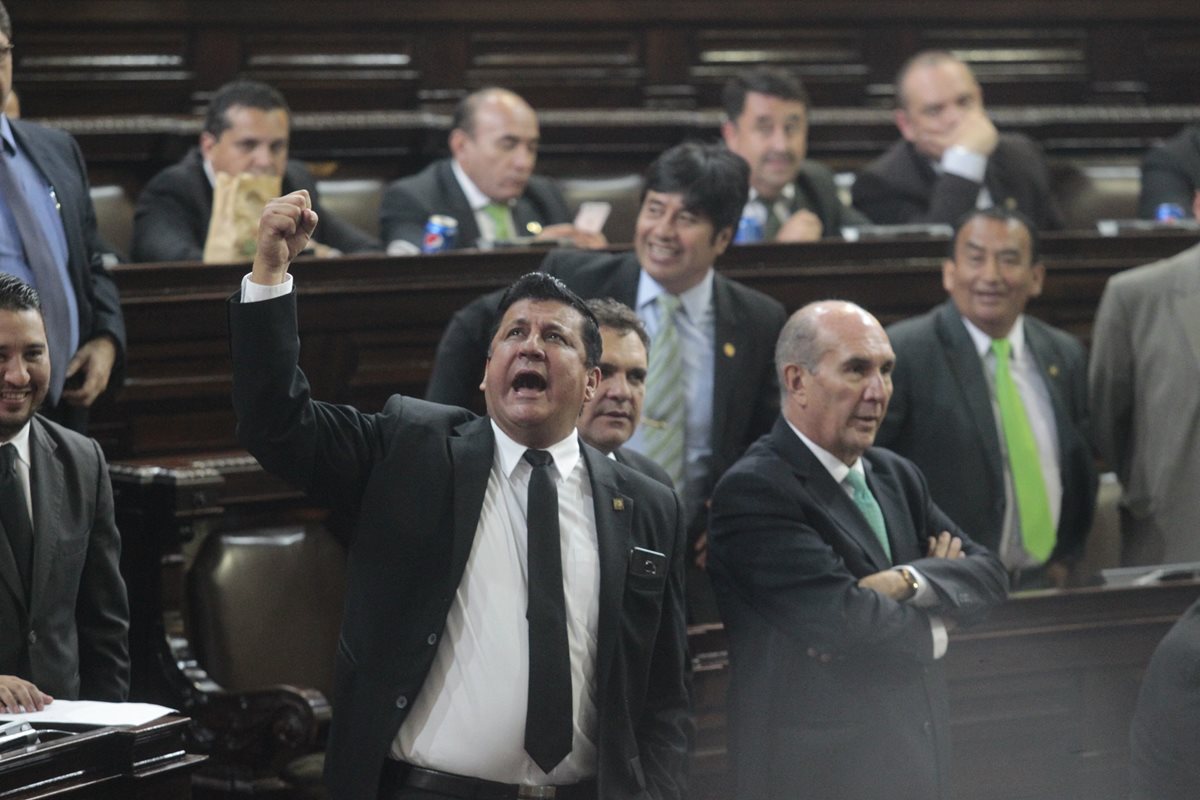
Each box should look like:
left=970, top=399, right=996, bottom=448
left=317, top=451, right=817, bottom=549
left=451, top=159, right=506, bottom=212
left=748, top=181, right=795, bottom=205
left=960, top=313, right=1026, bottom=361
left=634, top=267, right=714, bottom=324
left=1, top=420, right=32, bottom=470
left=202, top=156, right=217, bottom=189
left=784, top=417, right=864, bottom=485
left=490, top=419, right=582, bottom=482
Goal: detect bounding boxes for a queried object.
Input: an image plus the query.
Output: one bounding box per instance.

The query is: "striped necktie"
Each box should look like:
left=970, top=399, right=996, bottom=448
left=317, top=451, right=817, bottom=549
left=640, top=294, right=686, bottom=487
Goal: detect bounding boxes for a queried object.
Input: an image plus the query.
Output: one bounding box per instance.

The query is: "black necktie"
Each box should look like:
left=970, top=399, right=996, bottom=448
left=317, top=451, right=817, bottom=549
left=522, top=448, right=572, bottom=773
left=0, top=443, right=34, bottom=596
left=0, top=149, right=73, bottom=404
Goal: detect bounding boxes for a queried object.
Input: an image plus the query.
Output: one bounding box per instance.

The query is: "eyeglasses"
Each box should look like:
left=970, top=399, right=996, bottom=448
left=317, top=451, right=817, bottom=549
left=0, top=44, right=13, bottom=63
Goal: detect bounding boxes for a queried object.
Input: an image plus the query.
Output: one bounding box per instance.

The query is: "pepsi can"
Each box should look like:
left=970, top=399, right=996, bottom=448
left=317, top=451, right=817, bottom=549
left=734, top=206, right=766, bottom=244
left=422, top=215, right=458, bottom=253
left=1155, top=203, right=1186, bottom=223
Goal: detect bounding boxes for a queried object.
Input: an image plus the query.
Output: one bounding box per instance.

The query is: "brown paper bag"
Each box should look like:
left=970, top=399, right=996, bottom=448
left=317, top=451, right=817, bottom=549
left=202, top=172, right=284, bottom=263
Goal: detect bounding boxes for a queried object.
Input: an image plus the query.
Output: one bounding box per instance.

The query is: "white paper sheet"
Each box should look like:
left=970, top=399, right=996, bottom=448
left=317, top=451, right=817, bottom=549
left=0, top=699, right=176, bottom=727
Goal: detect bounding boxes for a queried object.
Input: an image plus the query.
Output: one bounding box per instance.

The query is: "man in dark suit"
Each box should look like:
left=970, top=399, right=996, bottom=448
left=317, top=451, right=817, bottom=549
left=1129, top=597, right=1200, bottom=799
left=380, top=87, right=605, bottom=252
left=132, top=79, right=379, bottom=263
left=231, top=192, right=689, bottom=800
left=720, top=66, right=869, bottom=241
left=424, top=144, right=785, bottom=617
left=578, top=298, right=672, bottom=487
left=1137, top=124, right=1200, bottom=219
left=877, top=207, right=1096, bottom=587
left=0, top=2, right=125, bottom=433
left=852, top=51, right=1063, bottom=230
left=708, top=300, right=1008, bottom=800
left=0, top=274, right=129, bottom=713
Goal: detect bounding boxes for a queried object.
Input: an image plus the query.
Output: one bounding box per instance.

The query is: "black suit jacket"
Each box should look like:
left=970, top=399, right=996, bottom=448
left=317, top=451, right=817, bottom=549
left=613, top=447, right=674, bottom=489
left=769, top=161, right=871, bottom=235
left=877, top=301, right=1097, bottom=564
left=425, top=250, right=786, bottom=501
left=131, top=149, right=380, bottom=263
left=851, top=134, right=1063, bottom=230
left=1130, top=597, right=1200, bottom=799
left=7, top=119, right=127, bottom=371
left=0, top=416, right=129, bottom=701
left=1138, top=124, right=1200, bottom=219
left=379, top=158, right=571, bottom=249
left=230, top=291, right=690, bottom=800
left=708, top=418, right=1008, bottom=800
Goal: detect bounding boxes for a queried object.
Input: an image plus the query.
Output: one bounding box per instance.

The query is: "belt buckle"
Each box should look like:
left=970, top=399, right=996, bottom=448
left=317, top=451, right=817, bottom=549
left=517, top=787, right=556, bottom=799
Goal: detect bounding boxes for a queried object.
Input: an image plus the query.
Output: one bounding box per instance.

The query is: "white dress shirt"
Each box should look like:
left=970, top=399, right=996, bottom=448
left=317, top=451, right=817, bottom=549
left=240, top=276, right=603, bottom=783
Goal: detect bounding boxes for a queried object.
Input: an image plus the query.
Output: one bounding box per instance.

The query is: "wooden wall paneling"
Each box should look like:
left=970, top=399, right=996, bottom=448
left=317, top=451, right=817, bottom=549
left=643, top=28, right=695, bottom=109
left=690, top=28, right=871, bottom=108
left=1142, top=26, right=1200, bottom=104
left=15, top=30, right=196, bottom=117
left=240, top=31, right=420, bottom=112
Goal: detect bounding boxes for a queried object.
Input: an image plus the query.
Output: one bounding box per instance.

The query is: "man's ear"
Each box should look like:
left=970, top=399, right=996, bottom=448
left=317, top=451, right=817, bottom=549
left=199, top=131, right=217, bottom=159
left=784, top=363, right=807, bottom=404
left=895, top=108, right=916, bottom=143
left=449, top=128, right=469, bottom=159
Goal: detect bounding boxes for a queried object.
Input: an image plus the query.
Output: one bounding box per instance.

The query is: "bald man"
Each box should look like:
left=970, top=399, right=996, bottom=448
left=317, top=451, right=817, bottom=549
left=380, top=87, right=605, bottom=252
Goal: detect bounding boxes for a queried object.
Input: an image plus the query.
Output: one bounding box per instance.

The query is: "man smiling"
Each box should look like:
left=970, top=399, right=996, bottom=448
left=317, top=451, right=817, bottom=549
left=876, top=207, right=1095, bottom=588
left=230, top=192, right=689, bottom=800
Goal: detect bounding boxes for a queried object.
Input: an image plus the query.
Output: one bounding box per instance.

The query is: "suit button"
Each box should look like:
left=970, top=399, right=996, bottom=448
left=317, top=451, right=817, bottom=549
left=396, top=695, right=408, bottom=710
left=27, top=630, right=36, bottom=645
left=426, top=633, right=438, bottom=646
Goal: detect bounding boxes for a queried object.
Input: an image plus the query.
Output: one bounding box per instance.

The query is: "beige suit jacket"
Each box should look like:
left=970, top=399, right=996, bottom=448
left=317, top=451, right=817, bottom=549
left=1090, top=242, right=1200, bottom=565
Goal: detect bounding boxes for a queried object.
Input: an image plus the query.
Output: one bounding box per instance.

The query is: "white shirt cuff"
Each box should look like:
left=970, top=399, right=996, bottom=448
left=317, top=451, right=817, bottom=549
left=940, top=146, right=988, bottom=183
left=241, top=273, right=293, bottom=303
left=929, top=616, right=949, bottom=659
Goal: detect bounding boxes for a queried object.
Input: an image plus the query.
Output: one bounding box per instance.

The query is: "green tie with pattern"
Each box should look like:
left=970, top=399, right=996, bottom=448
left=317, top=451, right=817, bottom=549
left=991, top=338, right=1055, bottom=561
left=484, top=202, right=513, bottom=240
left=641, top=295, right=686, bottom=487
left=844, top=469, right=891, bottom=562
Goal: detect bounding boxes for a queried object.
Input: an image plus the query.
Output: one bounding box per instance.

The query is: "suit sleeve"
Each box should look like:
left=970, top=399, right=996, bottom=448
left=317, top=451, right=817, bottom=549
left=710, top=466, right=939, bottom=663
left=1088, top=280, right=1134, bottom=480
left=76, top=439, right=130, bottom=701
left=379, top=178, right=432, bottom=249
left=131, top=170, right=206, bottom=263
left=1139, top=143, right=1198, bottom=219
left=229, top=291, right=389, bottom=518
left=638, top=492, right=692, bottom=800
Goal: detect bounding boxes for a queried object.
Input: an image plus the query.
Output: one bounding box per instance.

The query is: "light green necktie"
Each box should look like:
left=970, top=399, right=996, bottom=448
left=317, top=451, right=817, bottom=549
left=991, top=338, right=1055, bottom=561
left=484, top=201, right=513, bottom=240
left=844, top=469, right=891, bottom=562
left=640, top=295, right=686, bottom=487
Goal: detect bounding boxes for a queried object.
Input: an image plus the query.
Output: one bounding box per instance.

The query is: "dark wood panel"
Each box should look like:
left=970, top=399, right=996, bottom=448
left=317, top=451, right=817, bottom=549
left=90, top=230, right=1199, bottom=460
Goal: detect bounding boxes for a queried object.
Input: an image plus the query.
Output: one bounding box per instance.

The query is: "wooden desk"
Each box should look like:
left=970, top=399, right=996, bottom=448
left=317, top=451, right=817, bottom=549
left=689, top=581, right=1200, bottom=800
left=92, top=229, right=1198, bottom=460
left=0, top=715, right=202, bottom=799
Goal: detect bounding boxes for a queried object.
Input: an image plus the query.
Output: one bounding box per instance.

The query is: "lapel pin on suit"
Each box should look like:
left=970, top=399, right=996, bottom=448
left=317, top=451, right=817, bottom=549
left=723, top=342, right=736, bottom=358
left=612, top=498, right=625, bottom=511
left=1047, top=364, right=1060, bottom=377
left=526, top=221, right=542, bottom=235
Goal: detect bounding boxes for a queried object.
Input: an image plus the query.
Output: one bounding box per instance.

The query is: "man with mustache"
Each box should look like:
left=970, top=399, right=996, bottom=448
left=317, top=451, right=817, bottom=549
left=230, top=192, right=689, bottom=800
left=720, top=67, right=869, bottom=241
left=380, top=87, right=605, bottom=252
left=577, top=298, right=671, bottom=487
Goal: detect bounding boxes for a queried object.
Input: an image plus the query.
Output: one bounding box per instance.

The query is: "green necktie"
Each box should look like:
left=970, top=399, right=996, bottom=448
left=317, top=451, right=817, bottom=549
left=844, top=469, right=891, bottom=562
left=484, top=202, right=513, bottom=240
left=991, top=339, right=1055, bottom=561
left=764, top=200, right=783, bottom=241
left=640, top=295, right=686, bottom=487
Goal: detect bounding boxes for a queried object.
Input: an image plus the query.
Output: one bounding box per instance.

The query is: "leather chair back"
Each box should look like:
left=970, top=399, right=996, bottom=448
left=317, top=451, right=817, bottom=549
left=559, top=172, right=644, bottom=244
left=90, top=184, right=134, bottom=261
left=188, top=524, right=347, bottom=699
left=315, top=178, right=383, bottom=238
